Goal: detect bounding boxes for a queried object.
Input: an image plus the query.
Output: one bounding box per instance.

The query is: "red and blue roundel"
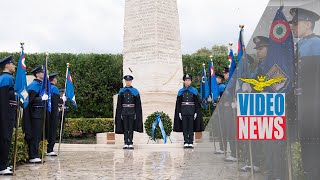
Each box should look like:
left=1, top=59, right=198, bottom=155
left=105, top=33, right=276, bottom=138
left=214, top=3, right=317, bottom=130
left=228, top=56, right=232, bottom=69
left=68, top=74, right=73, bottom=83
left=270, top=20, right=290, bottom=43
left=210, top=66, right=215, bottom=77
left=21, top=55, right=26, bottom=70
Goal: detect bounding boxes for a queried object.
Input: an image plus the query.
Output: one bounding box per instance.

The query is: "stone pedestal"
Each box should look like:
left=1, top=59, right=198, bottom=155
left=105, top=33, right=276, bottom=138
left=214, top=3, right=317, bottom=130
left=96, top=132, right=115, bottom=144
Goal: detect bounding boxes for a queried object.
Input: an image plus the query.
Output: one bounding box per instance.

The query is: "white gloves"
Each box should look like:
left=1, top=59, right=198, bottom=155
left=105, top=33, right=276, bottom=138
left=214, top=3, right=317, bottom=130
left=242, top=83, right=252, bottom=92
left=231, top=102, right=237, bottom=109
left=42, top=94, right=48, bottom=101
left=179, top=113, right=182, bottom=120
left=194, top=113, right=197, bottom=120
left=62, top=95, right=67, bottom=102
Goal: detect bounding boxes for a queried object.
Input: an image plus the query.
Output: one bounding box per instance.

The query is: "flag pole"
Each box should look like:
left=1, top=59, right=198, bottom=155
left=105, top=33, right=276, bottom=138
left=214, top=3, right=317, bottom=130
left=58, top=63, right=69, bottom=155
left=208, top=55, right=217, bottom=152
left=41, top=53, right=49, bottom=164
left=238, top=24, right=254, bottom=180
left=12, top=42, right=24, bottom=175
left=239, top=24, right=247, bottom=74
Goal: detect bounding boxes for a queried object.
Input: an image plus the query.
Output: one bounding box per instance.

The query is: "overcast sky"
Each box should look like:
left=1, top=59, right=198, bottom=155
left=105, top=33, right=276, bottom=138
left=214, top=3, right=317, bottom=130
left=0, top=0, right=269, bottom=54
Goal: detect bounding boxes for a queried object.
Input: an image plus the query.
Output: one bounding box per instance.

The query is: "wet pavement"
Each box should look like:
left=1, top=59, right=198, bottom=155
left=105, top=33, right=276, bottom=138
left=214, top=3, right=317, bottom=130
left=0, top=144, right=260, bottom=180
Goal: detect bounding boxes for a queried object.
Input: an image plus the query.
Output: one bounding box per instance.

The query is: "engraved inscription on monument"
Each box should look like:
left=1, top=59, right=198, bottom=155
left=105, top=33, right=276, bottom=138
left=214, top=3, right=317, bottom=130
left=123, top=0, right=183, bottom=92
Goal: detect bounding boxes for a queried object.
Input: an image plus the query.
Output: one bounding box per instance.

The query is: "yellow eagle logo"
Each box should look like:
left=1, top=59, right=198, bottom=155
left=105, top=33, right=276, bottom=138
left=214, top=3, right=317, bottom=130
left=238, top=75, right=285, bottom=92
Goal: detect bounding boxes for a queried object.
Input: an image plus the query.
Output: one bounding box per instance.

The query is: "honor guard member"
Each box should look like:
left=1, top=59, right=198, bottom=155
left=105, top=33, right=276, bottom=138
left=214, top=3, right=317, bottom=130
left=213, top=73, right=226, bottom=154
left=0, top=56, right=16, bottom=175
left=222, top=67, right=237, bottom=162
left=173, top=74, right=204, bottom=148
left=240, top=36, right=270, bottom=173
left=22, top=66, right=46, bottom=163
left=290, top=8, right=320, bottom=57
left=290, top=8, right=320, bottom=179
left=249, top=36, right=269, bottom=78
left=115, top=75, right=143, bottom=149
left=46, top=73, right=60, bottom=156
left=216, top=73, right=225, bottom=98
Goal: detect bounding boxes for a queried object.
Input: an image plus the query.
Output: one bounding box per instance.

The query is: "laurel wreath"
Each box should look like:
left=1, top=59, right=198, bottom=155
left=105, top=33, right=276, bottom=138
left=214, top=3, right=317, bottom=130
left=144, top=111, right=173, bottom=140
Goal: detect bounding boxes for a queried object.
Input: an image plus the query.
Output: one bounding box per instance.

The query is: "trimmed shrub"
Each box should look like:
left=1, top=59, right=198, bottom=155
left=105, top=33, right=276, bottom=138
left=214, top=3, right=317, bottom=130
left=63, top=118, right=114, bottom=138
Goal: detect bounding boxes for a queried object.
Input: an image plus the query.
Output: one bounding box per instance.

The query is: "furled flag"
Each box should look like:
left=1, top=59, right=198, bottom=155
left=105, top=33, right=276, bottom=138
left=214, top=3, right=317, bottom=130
left=39, top=64, right=52, bottom=112
left=208, top=57, right=219, bottom=102
left=235, top=28, right=248, bottom=94
left=263, top=6, right=294, bottom=93
left=14, top=50, right=29, bottom=108
left=65, top=68, right=77, bottom=107
left=200, top=65, right=210, bottom=109
left=228, top=49, right=237, bottom=81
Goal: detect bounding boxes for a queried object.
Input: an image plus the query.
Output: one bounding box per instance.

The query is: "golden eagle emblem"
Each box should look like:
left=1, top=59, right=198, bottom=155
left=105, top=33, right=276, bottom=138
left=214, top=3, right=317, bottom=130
left=238, top=75, right=285, bottom=92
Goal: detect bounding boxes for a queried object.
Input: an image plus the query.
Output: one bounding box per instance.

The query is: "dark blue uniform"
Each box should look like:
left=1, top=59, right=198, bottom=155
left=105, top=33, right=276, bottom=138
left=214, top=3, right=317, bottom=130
left=221, top=80, right=236, bottom=158
left=115, top=86, right=143, bottom=146
left=297, top=34, right=320, bottom=57
left=290, top=7, right=320, bottom=179
left=22, top=79, right=44, bottom=160
left=47, top=84, right=60, bottom=153
left=216, top=82, right=226, bottom=152
left=173, top=85, right=204, bottom=146
left=0, top=72, right=16, bottom=171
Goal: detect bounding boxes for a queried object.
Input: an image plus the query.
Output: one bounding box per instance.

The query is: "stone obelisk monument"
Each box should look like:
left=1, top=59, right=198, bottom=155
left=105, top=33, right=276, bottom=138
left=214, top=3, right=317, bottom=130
left=115, top=0, right=184, bottom=144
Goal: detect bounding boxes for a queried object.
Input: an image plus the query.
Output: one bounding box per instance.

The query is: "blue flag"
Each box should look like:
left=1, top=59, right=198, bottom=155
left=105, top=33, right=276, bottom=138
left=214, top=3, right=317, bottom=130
left=235, top=28, right=248, bottom=94
left=14, top=50, right=29, bottom=108
left=66, top=68, right=77, bottom=107
left=39, top=64, right=52, bottom=112
left=263, top=6, right=294, bottom=93
left=200, top=66, right=210, bottom=109
left=208, top=58, right=219, bottom=102
left=237, top=29, right=244, bottom=63
left=228, top=49, right=236, bottom=81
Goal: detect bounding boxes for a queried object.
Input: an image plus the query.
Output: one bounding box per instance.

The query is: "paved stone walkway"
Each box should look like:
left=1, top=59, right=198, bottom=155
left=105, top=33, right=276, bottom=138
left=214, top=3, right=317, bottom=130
left=0, top=144, right=264, bottom=180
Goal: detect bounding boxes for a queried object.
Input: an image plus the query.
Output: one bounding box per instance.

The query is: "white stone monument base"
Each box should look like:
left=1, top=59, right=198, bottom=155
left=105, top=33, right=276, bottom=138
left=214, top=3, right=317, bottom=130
left=114, top=132, right=185, bottom=145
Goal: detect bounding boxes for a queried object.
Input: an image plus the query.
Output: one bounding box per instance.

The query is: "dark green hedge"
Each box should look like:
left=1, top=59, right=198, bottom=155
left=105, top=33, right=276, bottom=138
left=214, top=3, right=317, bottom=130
left=63, top=118, right=114, bottom=138
left=0, top=52, right=230, bottom=118
left=63, top=117, right=210, bottom=139
left=0, top=52, right=123, bottom=118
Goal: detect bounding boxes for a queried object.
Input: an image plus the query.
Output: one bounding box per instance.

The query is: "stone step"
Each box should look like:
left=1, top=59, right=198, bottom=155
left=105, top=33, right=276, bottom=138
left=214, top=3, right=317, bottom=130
left=53, top=141, right=230, bottom=152
left=54, top=143, right=205, bottom=152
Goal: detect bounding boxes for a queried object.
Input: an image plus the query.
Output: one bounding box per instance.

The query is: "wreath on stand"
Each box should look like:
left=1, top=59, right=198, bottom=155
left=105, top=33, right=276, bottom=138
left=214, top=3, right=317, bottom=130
left=144, top=111, right=173, bottom=143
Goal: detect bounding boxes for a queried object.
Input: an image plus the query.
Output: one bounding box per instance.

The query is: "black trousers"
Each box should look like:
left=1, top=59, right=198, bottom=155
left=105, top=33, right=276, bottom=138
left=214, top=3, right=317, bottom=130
left=0, top=139, right=10, bottom=171
left=0, top=105, right=16, bottom=170
left=47, top=113, right=59, bottom=153
left=26, top=107, right=44, bottom=159
left=243, top=140, right=263, bottom=167
left=221, top=105, right=236, bottom=157
left=301, top=143, right=320, bottom=180
left=123, top=115, right=134, bottom=145
left=182, top=115, right=194, bottom=144
left=264, top=141, right=287, bottom=180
